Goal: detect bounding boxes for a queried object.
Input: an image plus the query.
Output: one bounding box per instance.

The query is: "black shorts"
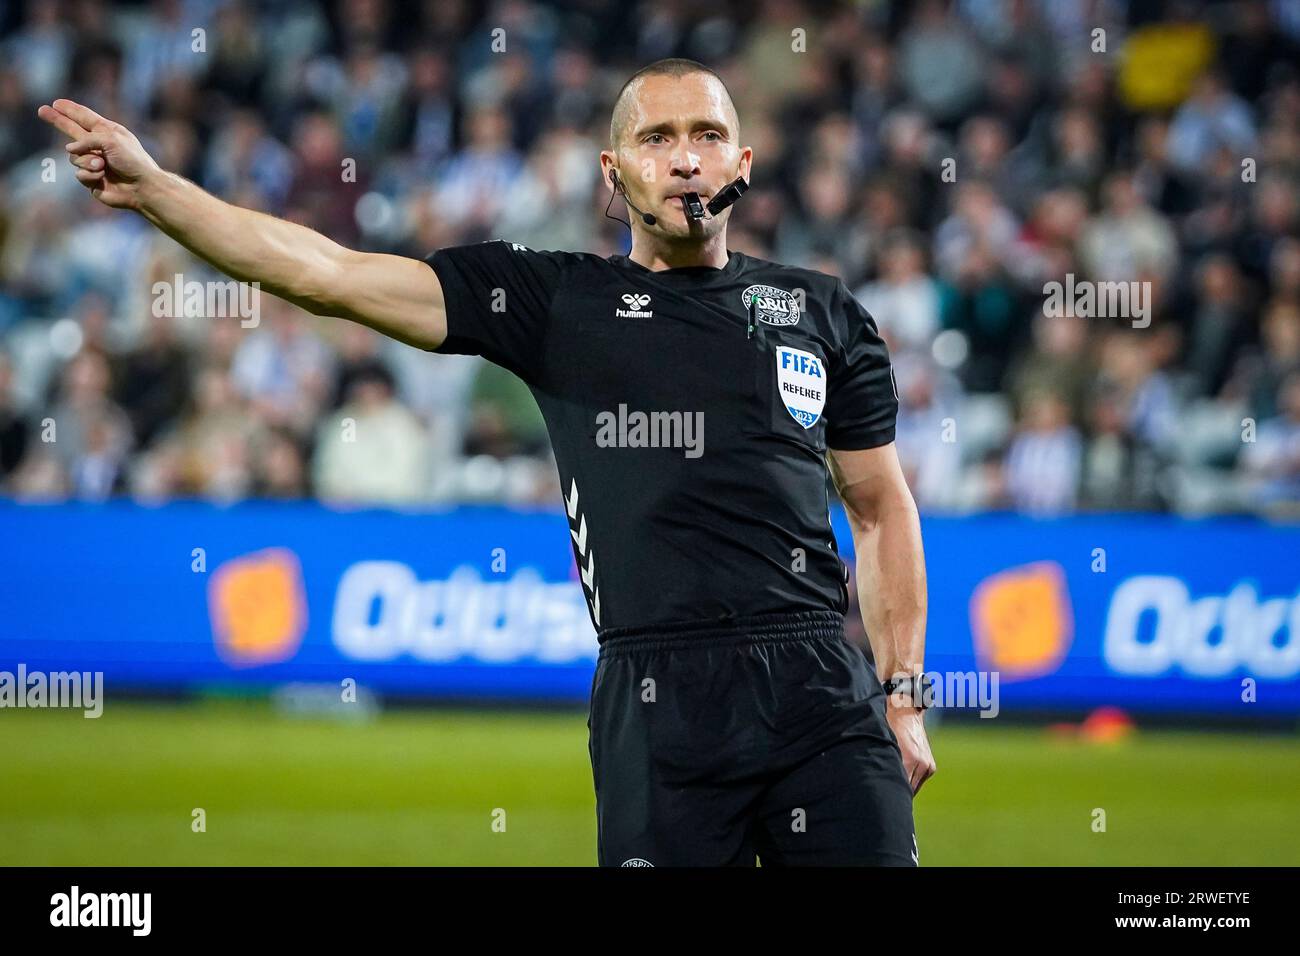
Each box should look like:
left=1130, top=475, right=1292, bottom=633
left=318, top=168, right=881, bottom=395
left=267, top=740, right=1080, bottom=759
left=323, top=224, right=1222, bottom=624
left=587, top=609, right=917, bottom=867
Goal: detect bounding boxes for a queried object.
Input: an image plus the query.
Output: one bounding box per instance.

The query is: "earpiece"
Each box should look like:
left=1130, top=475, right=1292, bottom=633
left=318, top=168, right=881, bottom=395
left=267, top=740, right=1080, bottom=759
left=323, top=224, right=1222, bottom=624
left=608, top=168, right=656, bottom=227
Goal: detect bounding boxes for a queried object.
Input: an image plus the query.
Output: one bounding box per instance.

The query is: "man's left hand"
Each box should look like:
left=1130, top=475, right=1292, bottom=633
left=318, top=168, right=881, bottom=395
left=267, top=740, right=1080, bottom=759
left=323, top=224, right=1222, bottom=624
left=886, top=706, right=936, bottom=795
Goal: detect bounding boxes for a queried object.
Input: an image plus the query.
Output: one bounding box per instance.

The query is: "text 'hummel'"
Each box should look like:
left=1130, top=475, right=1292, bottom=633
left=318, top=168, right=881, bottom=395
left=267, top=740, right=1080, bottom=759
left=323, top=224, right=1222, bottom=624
left=616, top=293, right=653, bottom=318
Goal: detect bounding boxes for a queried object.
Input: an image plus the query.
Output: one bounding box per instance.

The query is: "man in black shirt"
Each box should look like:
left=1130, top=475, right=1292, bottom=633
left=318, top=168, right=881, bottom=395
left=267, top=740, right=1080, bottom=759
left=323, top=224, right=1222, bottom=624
left=41, top=57, right=935, bottom=866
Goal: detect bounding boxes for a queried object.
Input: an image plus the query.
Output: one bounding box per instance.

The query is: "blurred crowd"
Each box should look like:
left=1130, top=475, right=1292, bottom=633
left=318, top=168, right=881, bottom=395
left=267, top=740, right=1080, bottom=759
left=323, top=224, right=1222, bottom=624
left=0, top=0, right=1298, bottom=517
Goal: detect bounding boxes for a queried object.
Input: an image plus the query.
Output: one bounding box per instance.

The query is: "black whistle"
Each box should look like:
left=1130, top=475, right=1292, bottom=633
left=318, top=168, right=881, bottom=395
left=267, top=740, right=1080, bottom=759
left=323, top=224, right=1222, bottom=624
left=681, top=192, right=707, bottom=221
left=706, top=177, right=749, bottom=216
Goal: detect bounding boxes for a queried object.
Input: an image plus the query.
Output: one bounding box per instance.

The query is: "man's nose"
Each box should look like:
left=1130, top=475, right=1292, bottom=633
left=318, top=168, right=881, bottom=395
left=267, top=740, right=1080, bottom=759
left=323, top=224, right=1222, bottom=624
left=669, top=149, right=701, bottom=178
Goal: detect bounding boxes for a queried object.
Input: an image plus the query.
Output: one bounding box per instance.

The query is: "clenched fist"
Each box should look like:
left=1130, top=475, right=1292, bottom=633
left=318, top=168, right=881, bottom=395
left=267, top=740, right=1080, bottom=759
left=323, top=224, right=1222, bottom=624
left=37, top=99, right=162, bottom=211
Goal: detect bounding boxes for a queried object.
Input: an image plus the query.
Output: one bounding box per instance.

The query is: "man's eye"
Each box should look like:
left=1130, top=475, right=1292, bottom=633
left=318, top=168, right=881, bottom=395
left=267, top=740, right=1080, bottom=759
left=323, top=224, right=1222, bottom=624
left=646, top=134, right=665, bottom=144
left=702, top=131, right=722, bottom=141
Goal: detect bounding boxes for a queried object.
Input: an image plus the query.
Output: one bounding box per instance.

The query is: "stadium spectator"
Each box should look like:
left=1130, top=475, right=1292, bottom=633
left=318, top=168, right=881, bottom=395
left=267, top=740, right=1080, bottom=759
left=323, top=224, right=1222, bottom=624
left=0, top=351, right=29, bottom=483
left=156, top=363, right=262, bottom=501
left=1079, top=171, right=1178, bottom=285
left=1004, top=389, right=1082, bottom=515
left=853, top=228, right=941, bottom=360
left=1184, top=253, right=1254, bottom=398
left=201, top=109, right=294, bottom=212
left=897, top=0, right=985, bottom=128
left=0, top=67, right=48, bottom=170
left=1167, top=69, right=1258, bottom=175
left=1241, top=371, right=1300, bottom=510
left=111, top=310, right=191, bottom=449
left=230, top=302, right=334, bottom=436
left=891, top=353, right=963, bottom=511
left=1081, top=380, right=1148, bottom=511
left=0, top=0, right=73, bottom=104
left=312, top=360, right=430, bottom=505
left=1226, top=298, right=1300, bottom=420
left=1006, top=310, right=1095, bottom=426
left=433, top=106, right=524, bottom=233
left=285, top=110, right=368, bottom=246
left=44, top=349, right=133, bottom=494
left=252, top=425, right=310, bottom=500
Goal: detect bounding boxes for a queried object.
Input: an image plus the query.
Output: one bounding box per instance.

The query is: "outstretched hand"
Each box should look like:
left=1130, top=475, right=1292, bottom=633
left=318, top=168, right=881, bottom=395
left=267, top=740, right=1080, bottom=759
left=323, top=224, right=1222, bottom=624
left=37, top=99, right=161, bottom=211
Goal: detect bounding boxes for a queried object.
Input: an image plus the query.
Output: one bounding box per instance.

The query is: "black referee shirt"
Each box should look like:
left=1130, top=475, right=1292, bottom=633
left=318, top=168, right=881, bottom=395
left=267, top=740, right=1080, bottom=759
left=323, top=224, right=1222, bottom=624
left=426, top=241, right=898, bottom=632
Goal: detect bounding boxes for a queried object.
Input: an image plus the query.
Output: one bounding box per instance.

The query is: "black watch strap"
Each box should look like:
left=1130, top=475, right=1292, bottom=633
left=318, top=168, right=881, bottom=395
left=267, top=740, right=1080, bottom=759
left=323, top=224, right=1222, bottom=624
left=881, top=675, right=931, bottom=710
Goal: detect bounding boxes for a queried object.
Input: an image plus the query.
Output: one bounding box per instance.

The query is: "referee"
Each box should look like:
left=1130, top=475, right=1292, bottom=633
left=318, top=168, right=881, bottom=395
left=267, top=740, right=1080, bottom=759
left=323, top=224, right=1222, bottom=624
left=40, top=57, right=936, bottom=867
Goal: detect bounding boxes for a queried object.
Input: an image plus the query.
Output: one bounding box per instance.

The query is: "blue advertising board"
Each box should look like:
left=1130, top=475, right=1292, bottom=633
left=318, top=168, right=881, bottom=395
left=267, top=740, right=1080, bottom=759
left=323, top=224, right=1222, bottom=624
left=0, top=502, right=1296, bottom=716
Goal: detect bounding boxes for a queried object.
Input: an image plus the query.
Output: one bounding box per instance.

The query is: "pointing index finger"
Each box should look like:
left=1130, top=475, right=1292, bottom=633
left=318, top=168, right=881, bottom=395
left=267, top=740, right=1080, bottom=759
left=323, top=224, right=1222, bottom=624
left=37, top=104, right=87, bottom=140
left=52, top=98, right=108, bottom=131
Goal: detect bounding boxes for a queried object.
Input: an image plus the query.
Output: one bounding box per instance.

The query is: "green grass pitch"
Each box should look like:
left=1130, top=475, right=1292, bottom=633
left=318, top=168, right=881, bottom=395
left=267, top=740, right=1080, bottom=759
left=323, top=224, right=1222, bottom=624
left=2, top=701, right=1296, bottom=865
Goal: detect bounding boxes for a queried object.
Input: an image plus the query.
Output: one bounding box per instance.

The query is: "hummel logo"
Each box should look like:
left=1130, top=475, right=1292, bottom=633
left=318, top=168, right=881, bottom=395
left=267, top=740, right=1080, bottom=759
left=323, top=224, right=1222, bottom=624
left=616, top=292, right=653, bottom=318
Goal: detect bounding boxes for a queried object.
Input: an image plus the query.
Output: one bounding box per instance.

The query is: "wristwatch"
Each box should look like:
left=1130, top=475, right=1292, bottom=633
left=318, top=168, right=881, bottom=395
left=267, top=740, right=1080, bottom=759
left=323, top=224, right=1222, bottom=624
left=881, top=674, right=932, bottom=710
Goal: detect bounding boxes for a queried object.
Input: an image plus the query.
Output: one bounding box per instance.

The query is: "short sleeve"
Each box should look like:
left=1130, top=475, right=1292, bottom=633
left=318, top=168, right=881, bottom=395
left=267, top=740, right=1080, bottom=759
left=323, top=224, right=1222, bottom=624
left=424, top=241, right=567, bottom=384
left=823, top=281, right=899, bottom=450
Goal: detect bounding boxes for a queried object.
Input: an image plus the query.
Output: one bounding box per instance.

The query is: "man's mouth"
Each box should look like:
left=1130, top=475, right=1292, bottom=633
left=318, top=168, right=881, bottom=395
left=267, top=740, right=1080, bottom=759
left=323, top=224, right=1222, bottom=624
left=667, top=192, right=710, bottom=219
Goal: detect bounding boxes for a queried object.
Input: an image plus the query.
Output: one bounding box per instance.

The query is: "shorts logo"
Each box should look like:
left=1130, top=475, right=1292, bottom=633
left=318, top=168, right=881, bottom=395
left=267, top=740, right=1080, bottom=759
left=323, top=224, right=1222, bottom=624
left=616, top=293, right=653, bottom=318
left=620, top=858, right=654, bottom=867
left=743, top=284, right=800, bottom=326
left=775, top=346, right=825, bottom=429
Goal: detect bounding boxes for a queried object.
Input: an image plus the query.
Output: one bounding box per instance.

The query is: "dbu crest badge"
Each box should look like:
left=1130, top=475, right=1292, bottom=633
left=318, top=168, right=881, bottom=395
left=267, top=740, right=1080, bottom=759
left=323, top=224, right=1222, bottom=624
left=743, top=284, right=800, bottom=326
left=775, top=346, right=825, bottom=429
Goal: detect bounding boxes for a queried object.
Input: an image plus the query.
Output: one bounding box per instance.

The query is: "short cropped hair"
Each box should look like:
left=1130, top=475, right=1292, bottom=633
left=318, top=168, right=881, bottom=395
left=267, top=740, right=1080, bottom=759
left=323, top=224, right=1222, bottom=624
left=609, top=58, right=737, bottom=148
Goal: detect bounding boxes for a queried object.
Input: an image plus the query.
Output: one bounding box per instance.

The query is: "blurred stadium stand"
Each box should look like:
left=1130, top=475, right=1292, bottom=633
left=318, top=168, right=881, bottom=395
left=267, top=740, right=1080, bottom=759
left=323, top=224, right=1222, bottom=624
left=0, top=0, right=1298, bottom=518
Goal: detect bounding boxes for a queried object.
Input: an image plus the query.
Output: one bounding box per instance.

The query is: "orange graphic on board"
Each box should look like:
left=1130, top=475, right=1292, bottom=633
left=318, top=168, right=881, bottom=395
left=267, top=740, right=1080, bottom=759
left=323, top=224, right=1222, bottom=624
left=209, top=548, right=307, bottom=666
left=969, top=561, right=1073, bottom=681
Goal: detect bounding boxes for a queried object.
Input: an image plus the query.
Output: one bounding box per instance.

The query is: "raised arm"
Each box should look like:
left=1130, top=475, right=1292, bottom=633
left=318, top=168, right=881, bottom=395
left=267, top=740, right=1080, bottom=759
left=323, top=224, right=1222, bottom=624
left=37, top=99, right=446, bottom=351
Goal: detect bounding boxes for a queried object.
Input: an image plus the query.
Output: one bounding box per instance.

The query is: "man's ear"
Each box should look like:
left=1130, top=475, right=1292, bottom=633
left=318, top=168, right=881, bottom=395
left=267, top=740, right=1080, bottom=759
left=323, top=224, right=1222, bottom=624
left=599, top=150, right=618, bottom=187
left=738, top=146, right=753, bottom=183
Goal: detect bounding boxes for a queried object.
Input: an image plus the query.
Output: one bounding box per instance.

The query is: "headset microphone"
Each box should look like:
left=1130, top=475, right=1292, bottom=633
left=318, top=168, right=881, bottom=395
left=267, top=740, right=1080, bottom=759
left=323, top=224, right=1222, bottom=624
left=608, top=169, right=656, bottom=226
